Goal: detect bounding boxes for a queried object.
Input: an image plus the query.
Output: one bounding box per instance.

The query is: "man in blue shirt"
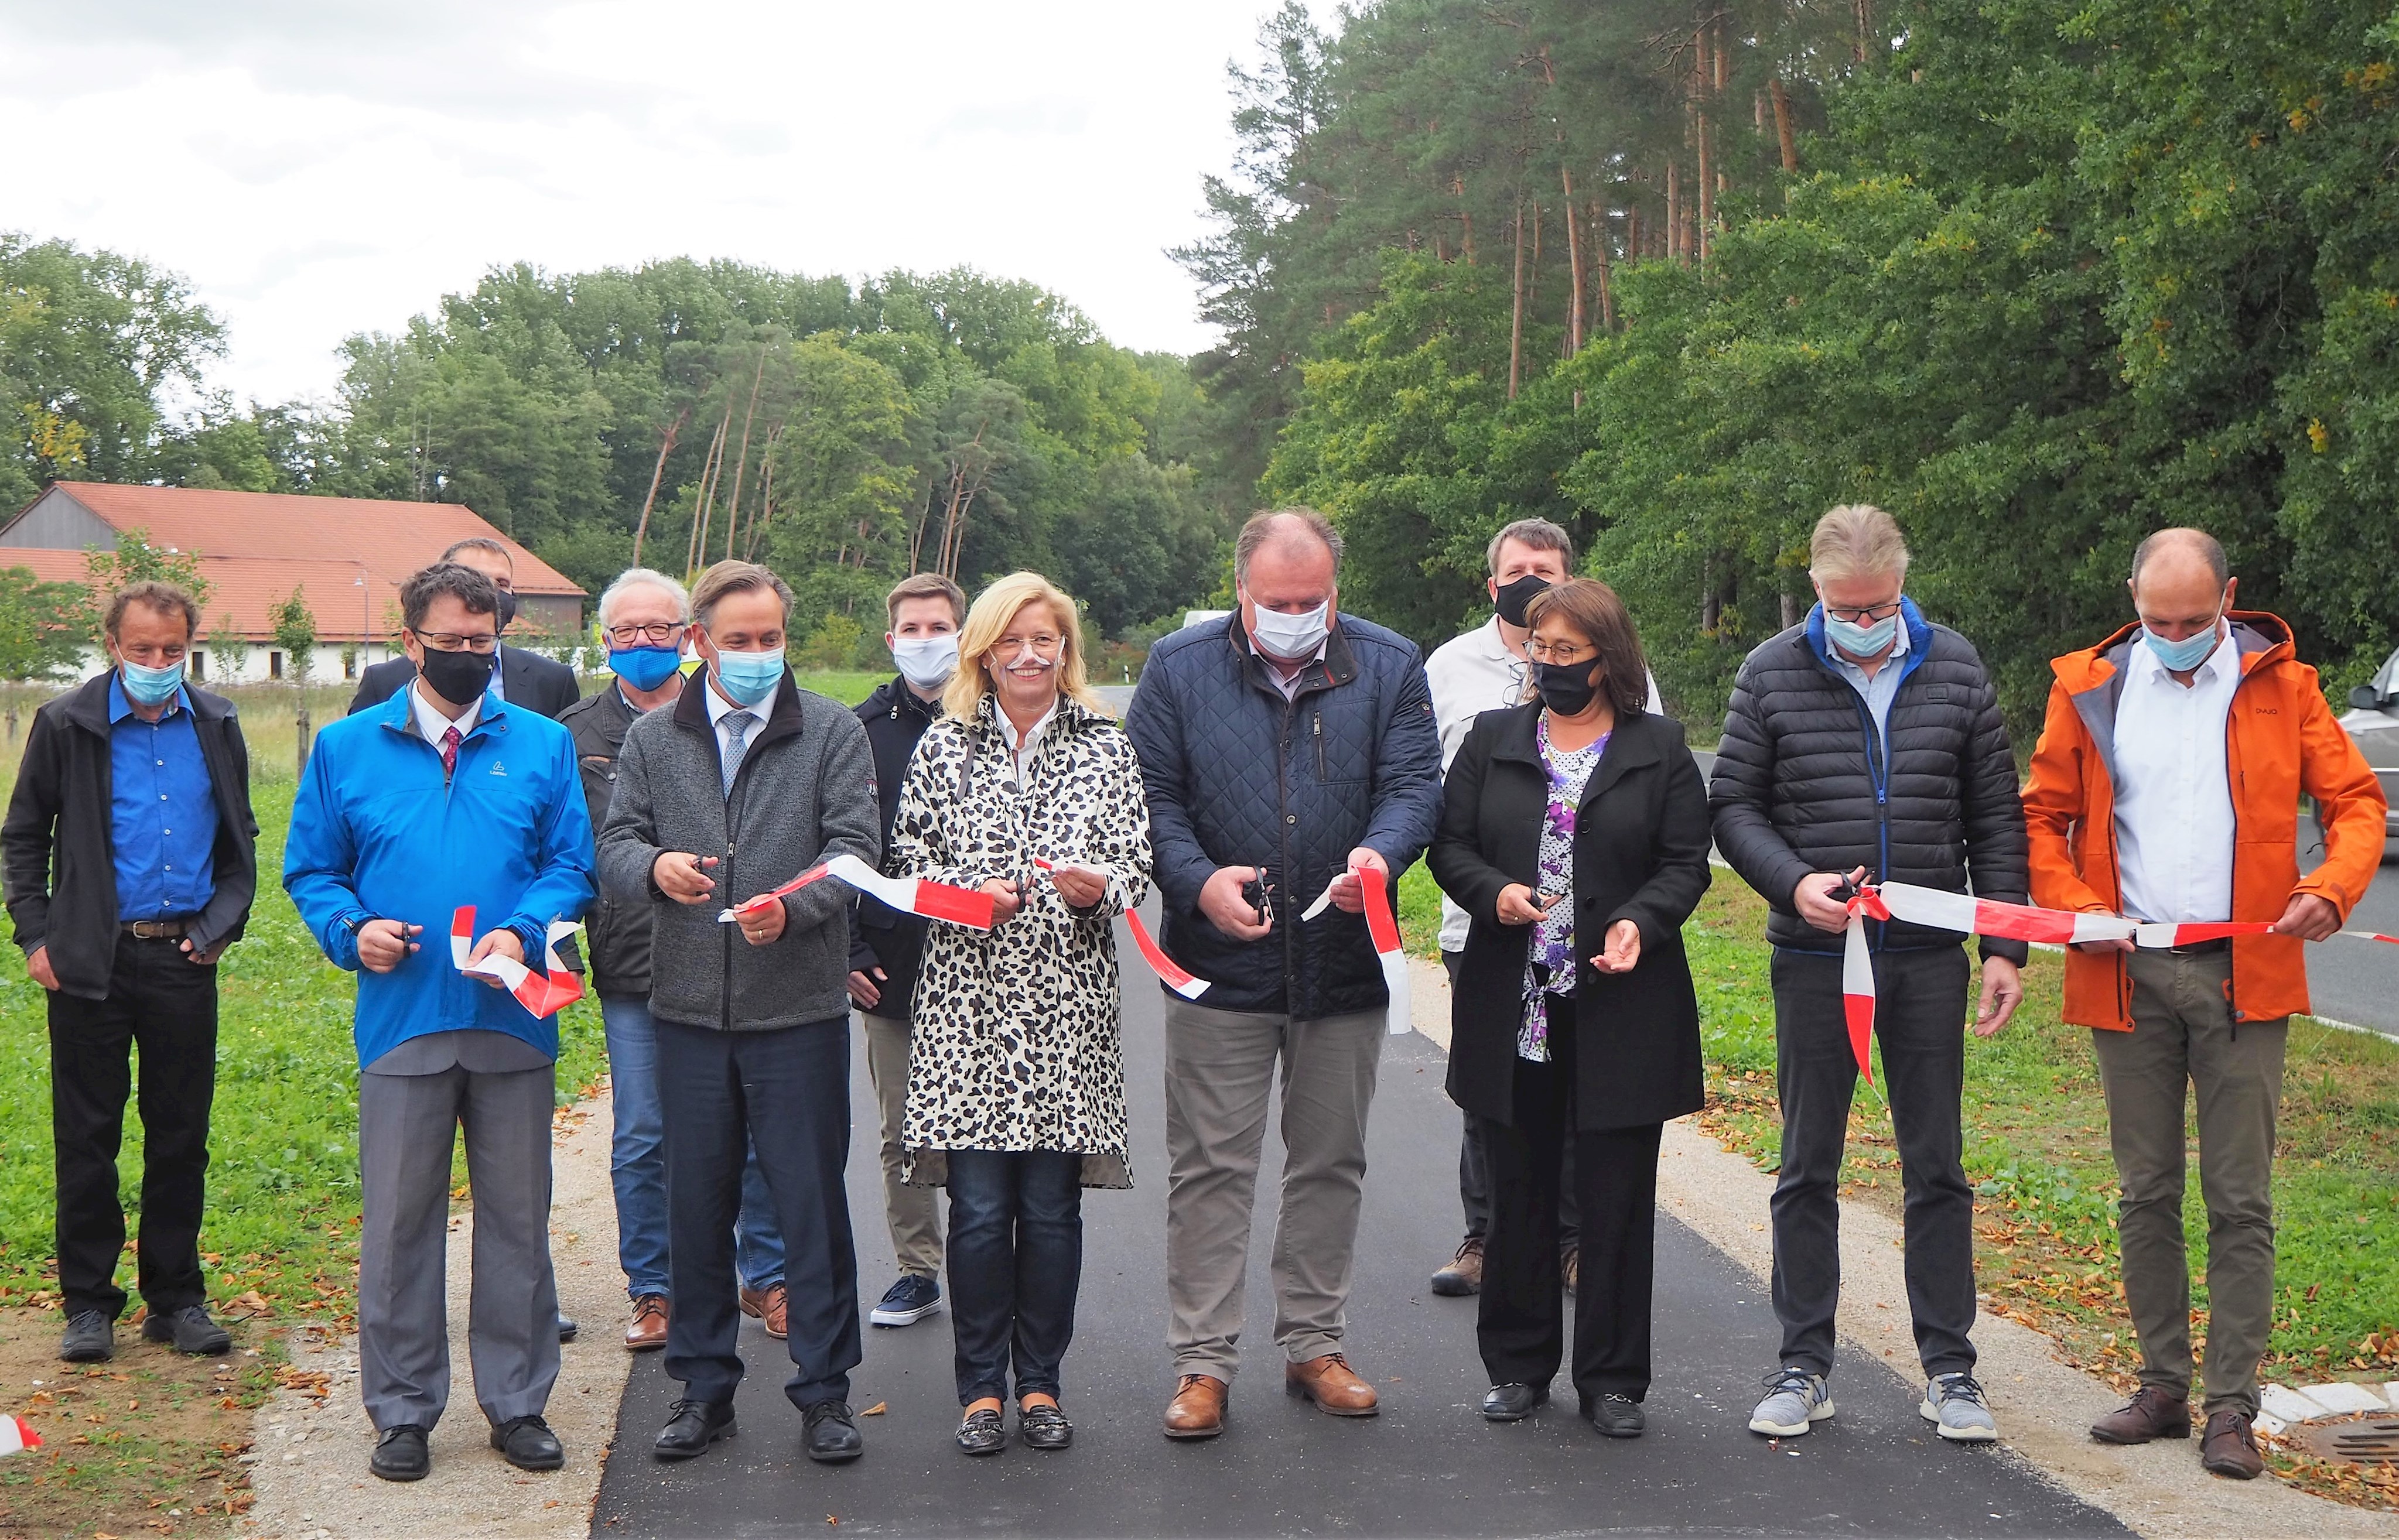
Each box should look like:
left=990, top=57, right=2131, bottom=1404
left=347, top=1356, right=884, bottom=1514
left=285, top=562, right=594, bottom=1484
left=2, top=582, right=259, bottom=1366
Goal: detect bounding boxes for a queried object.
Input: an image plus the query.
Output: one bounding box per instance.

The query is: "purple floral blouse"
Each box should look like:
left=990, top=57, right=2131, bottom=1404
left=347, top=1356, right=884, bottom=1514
left=1519, top=718, right=1609, bottom=1062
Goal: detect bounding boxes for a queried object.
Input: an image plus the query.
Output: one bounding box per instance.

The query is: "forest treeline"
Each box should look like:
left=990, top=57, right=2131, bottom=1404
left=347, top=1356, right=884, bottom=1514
left=1186, top=0, right=2399, bottom=730
left=0, top=242, right=1243, bottom=660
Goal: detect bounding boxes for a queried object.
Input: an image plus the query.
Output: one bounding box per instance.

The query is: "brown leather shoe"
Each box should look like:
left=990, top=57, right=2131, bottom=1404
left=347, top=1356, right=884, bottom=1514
left=2089, top=1385, right=2189, bottom=1444
left=1285, top=1352, right=1380, bottom=1416
left=1430, top=1235, right=1484, bottom=1296
left=739, top=1284, right=788, bottom=1340
left=624, top=1294, right=669, bottom=1352
left=2199, top=1410, right=2263, bottom=1480
left=1163, top=1373, right=1227, bottom=1439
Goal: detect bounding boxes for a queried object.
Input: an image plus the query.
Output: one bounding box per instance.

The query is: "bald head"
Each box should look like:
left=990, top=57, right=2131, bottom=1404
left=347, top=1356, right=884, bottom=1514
left=2128, top=527, right=2234, bottom=645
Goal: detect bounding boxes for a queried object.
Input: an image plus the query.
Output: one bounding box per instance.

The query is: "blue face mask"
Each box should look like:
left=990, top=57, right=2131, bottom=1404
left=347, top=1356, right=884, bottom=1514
left=711, top=647, right=785, bottom=707
left=609, top=645, right=684, bottom=692
left=119, top=658, right=186, bottom=707
left=2142, top=617, right=2223, bottom=673
left=1823, top=610, right=1899, bottom=658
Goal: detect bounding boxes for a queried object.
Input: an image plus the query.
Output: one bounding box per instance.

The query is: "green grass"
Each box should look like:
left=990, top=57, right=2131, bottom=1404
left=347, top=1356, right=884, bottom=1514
left=1399, top=860, right=2399, bottom=1387
left=0, top=694, right=607, bottom=1318
left=792, top=670, right=883, bottom=708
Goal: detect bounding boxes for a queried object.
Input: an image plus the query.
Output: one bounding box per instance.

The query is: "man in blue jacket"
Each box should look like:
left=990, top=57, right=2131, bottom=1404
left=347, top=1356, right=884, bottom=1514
left=285, top=562, right=594, bottom=1485
left=1125, top=509, right=1443, bottom=1440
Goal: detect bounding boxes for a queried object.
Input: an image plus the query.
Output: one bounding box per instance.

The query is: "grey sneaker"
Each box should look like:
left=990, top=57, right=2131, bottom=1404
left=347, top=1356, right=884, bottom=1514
left=1749, top=1366, right=1834, bottom=1436
left=60, top=1309, right=115, bottom=1363
left=1922, top=1372, right=1998, bottom=1442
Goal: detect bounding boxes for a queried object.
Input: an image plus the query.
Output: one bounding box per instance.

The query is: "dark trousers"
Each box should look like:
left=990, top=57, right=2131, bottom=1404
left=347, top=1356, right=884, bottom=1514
left=1768, top=944, right=1977, bottom=1379
left=656, top=1015, right=860, bottom=1409
left=945, top=1149, right=1083, bottom=1405
left=49, top=933, right=218, bottom=1321
left=1477, top=1031, right=1664, bottom=1404
left=1444, top=950, right=1578, bottom=1250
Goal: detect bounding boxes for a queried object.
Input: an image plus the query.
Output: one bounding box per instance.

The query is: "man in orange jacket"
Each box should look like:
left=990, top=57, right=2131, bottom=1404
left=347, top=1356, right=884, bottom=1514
left=2022, top=528, right=2384, bottom=1481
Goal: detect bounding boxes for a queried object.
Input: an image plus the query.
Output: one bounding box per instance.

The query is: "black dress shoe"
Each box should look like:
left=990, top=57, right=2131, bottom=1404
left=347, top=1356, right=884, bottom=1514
left=654, top=1398, right=737, bottom=1462
left=59, top=1309, right=115, bottom=1363
left=491, top=1414, right=565, bottom=1471
left=956, top=1406, right=1007, bottom=1456
left=558, top=1314, right=579, bottom=1343
left=370, top=1425, right=431, bottom=1481
left=1019, top=1401, right=1072, bottom=1451
left=142, top=1303, right=233, bottom=1356
left=1587, top=1393, right=1645, bottom=1438
left=804, top=1400, right=864, bottom=1464
left=1481, top=1382, right=1549, bottom=1421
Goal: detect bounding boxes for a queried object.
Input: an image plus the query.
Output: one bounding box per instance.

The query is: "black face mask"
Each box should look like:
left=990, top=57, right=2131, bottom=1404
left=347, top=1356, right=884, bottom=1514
left=419, top=644, right=496, bottom=706
left=494, top=590, right=518, bottom=632
left=1532, top=659, right=1602, bottom=717
left=1494, top=573, right=1551, bottom=628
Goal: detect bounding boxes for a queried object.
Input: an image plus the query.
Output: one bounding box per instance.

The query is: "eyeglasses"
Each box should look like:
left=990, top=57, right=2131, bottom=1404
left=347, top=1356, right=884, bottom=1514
left=418, top=632, right=499, bottom=655
left=1822, top=600, right=1903, bottom=625
left=997, top=634, right=1062, bottom=656
left=1525, top=639, right=1594, bottom=665
left=606, top=622, right=685, bottom=646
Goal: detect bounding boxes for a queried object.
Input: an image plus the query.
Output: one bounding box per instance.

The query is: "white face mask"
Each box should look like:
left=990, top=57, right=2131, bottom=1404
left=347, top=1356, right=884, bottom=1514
left=1250, top=600, right=1330, bottom=661
left=891, top=634, right=959, bottom=690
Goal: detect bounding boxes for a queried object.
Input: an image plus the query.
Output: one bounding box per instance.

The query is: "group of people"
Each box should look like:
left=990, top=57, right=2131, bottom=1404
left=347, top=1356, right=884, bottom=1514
left=6, top=501, right=2379, bottom=1488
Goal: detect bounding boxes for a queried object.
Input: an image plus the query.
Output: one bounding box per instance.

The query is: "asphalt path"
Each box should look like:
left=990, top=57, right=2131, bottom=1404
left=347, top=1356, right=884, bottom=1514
left=590, top=911, right=2121, bottom=1538
left=2298, top=810, right=2399, bottom=1038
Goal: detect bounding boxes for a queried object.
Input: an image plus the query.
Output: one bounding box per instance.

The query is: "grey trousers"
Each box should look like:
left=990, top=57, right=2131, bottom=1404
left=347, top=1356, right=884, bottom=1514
left=2093, top=949, right=2286, bottom=1418
left=357, top=1063, right=560, bottom=1431
left=1163, top=997, right=1383, bottom=1383
left=859, top=1011, right=944, bottom=1278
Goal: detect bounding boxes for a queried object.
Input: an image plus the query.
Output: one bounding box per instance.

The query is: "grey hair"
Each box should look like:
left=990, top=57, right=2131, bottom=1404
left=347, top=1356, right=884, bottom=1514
left=598, top=566, right=691, bottom=628
left=1234, top=508, right=1344, bottom=588
left=2130, top=528, right=2229, bottom=590
left=1485, top=518, right=1574, bottom=575
left=1808, top=504, right=1911, bottom=581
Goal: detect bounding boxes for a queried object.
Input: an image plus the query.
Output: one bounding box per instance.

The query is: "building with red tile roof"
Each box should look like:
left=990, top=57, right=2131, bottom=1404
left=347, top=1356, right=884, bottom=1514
left=0, top=482, right=585, bottom=685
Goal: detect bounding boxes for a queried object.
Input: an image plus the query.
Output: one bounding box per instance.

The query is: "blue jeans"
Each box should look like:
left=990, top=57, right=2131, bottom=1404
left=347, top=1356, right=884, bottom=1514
left=945, top=1149, right=1083, bottom=1405
left=602, top=995, right=784, bottom=1299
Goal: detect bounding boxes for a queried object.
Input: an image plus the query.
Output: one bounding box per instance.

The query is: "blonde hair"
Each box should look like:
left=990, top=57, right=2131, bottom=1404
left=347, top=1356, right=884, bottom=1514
left=942, top=571, right=1101, bottom=720
left=1808, top=504, right=1911, bottom=582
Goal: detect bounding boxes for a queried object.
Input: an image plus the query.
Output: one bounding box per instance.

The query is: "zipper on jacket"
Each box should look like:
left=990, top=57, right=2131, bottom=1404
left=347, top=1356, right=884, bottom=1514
left=1280, top=694, right=1297, bottom=999
left=1844, top=688, right=1893, bottom=949
left=1313, top=710, right=1326, bottom=780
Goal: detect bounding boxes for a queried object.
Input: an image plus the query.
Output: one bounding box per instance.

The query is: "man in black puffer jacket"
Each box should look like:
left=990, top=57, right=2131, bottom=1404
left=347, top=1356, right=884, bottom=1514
left=1126, top=509, right=1442, bottom=1439
left=1708, top=505, right=2027, bottom=1448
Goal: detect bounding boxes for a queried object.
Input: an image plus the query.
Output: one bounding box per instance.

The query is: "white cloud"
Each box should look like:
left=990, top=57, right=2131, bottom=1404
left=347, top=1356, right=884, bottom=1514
left=0, top=0, right=1322, bottom=403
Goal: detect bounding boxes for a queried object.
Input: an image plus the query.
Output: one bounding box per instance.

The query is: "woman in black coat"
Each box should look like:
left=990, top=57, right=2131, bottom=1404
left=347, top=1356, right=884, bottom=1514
left=1429, top=577, right=1711, bottom=1438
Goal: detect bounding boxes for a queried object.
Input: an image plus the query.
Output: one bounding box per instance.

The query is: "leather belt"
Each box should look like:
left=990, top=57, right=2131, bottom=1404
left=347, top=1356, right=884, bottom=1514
left=124, top=919, right=189, bottom=939
left=2164, top=936, right=2231, bottom=957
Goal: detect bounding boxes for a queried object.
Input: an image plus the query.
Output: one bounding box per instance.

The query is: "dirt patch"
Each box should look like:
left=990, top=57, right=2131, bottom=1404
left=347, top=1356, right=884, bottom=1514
left=0, top=1305, right=279, bottom=1539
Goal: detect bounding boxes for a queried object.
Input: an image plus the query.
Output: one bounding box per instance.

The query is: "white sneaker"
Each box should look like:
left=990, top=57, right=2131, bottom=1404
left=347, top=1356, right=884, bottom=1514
left=1749, top=1366, right=1835, bottom=1436
left=1921, top=1372, right=1999, bottom=1442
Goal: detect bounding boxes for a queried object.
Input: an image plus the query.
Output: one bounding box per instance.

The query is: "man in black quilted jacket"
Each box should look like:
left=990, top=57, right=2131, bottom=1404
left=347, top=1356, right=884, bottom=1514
left=1708, top=505, right=2028, bottom=1447
left=1126, top=508, right=1443, bottom=1440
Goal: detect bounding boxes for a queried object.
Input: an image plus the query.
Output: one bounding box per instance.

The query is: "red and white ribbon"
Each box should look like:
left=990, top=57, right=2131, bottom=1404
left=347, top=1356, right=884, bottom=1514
left=1033, top=857, right=1211, bottom=1000
left=450, top=908, right=585, bottom=1019
left=1, top=1415, right=40, bottom=1457
left=722, top=853, right=995, bottom=931
left=1838, top=879, right=2282, bottom=1089
left=1298, top=865, right=1410, bottom=1035
left=1360, top=865, right=1412, bottom=1036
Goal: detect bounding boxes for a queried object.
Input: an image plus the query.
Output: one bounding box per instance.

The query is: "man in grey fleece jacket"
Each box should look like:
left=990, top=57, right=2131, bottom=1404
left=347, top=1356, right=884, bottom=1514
left=596, top=560, right=881, bottom=1466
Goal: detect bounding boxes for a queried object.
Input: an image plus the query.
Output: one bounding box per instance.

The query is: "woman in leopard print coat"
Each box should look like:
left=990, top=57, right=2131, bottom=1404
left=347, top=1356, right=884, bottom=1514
left=887, top=571, right=1152, bottom=1456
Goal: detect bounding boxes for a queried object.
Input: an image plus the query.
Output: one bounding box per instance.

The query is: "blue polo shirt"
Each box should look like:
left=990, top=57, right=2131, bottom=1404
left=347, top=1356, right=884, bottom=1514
left=108, top=675, right=220, bottom=922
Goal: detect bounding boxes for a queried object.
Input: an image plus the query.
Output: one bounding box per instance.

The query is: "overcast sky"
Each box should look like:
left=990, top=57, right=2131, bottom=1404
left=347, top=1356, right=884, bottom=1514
left=0, top=0, right=1318, bottom=405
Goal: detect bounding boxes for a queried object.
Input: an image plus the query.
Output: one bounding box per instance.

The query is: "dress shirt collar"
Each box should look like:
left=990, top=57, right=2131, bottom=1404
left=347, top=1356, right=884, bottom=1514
left=996, top=699, right=1058, bottom=771
left=409, top=678, right=480, bottom=747
left=1827, top=615, right=1909, bottom=683
left=703, top=674, right=755, bottom=727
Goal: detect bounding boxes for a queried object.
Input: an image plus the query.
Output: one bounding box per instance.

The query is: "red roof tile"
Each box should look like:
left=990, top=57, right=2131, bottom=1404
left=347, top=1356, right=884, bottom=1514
left=0, top=547, right=404, bottom=644
left=21, top=482, right=583, bottom=596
